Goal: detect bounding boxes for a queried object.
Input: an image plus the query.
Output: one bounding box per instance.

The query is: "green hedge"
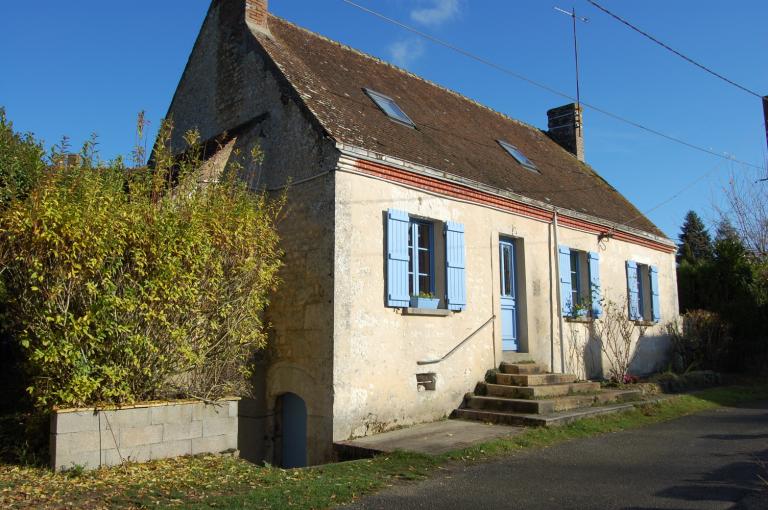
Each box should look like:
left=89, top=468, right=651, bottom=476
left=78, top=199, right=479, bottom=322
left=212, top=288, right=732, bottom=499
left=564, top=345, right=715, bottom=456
left=0, top=118, right=284, bottom=409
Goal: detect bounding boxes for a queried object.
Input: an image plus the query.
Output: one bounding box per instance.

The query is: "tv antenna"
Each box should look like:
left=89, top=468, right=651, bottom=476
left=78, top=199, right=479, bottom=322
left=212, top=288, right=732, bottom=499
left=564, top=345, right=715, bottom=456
left=554, top=6, right=589, bottom=107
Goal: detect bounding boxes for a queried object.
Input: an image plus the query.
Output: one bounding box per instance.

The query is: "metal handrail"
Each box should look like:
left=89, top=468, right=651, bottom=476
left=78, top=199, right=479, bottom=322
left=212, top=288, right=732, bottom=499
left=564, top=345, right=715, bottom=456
left=417, top=314, right=496, bottom=365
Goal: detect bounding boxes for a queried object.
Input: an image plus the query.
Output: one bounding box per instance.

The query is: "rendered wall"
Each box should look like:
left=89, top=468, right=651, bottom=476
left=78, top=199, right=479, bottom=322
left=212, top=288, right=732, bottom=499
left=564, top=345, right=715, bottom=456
left=558, top=225, right=678, bottom=380
left=50, top=400, right=238, bottom=471
left=332, top=169, right=678, bottom=441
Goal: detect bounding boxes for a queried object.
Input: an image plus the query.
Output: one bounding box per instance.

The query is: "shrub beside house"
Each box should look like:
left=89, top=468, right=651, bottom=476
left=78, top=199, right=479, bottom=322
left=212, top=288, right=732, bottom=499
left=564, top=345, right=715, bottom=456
left=0, top=114, right=284, bottom=470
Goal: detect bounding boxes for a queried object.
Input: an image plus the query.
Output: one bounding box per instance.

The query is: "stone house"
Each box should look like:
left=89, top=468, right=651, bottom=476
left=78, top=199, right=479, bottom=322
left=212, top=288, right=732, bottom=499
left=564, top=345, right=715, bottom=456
left=163, top=0, right=679, bottom=467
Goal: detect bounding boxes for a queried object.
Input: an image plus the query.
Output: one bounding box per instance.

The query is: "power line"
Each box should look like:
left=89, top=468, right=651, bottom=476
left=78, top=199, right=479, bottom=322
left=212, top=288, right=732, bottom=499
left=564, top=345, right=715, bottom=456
left=620, top=159, right=726, bottom=231
left=338, top=0, right=765, bottom=171
left=585, top=0, right=763, bottom=99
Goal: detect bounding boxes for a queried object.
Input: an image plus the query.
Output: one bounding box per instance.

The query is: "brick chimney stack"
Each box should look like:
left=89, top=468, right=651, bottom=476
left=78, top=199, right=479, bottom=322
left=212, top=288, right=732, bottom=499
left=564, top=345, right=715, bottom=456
left=245, top=0, right=271, bottom=37
left=547, top=103, right=585, bottom=162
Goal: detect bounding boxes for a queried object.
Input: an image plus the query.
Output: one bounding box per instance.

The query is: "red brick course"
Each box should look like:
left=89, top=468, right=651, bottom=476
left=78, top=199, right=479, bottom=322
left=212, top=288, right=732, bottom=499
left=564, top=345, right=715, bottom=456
left=353, top=157, right=675, bottom=254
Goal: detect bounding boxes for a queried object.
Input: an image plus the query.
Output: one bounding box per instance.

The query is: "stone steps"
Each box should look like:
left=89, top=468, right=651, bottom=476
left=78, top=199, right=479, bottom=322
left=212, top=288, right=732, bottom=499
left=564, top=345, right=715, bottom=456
left=495, top=372, right=578, bottom=386
left=466, top=395, right=553, bottom=414
left=453, top=402, right=637, bottom=427
left=498, top=362, right=548, bottom=375
left=453, top=362, right=644, bottom=428
left=485, top=381, right=601, bottom=399
left=466, top=389, right=641, bottom=415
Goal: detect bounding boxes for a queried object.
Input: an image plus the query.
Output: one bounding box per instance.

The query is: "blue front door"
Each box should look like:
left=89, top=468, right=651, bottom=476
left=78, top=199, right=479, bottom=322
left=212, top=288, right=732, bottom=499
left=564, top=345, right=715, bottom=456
left=500, top=238, right=518, bottom=351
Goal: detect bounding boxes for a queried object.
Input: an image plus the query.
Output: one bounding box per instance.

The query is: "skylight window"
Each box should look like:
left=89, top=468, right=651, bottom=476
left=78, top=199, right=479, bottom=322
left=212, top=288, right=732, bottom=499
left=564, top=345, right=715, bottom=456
left=498, top=140, right=538, bottom=173
left=364, top=88, right=415, bottom=128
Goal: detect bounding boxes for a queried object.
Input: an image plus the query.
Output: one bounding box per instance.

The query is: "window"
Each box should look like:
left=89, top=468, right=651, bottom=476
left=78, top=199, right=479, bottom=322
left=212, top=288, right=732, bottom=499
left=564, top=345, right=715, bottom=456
left=626, top=261, right=660, bottom=322
left=408, top=220, right=434, bottom=296
left=386, top=209, right=466, bottom=311
left=558, top=246, right=601, bottom=318
left=570, top=251, right=585, bottom=311
left=364, top=88, right=415, bottom=127
left=497, top=140, right=538, bottom=173
left=500, top=242, right=515, bottom=298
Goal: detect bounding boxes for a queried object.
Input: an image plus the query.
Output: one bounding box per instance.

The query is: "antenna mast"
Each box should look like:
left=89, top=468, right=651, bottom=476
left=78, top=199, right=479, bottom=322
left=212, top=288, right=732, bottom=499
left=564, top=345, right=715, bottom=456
left=554, top=6, right=589, bottom=107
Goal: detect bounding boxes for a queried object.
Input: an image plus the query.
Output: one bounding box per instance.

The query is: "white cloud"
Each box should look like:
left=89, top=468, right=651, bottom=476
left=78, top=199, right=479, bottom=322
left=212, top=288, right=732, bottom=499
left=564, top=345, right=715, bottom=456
left=389, top=38, right=425, bottom=68
left=410, top=0, right=460, bottom=27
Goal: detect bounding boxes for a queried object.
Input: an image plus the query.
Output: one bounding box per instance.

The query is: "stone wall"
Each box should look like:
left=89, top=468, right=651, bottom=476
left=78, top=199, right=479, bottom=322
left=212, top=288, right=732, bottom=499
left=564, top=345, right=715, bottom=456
left=163, top=0, right=340, bottom=467
left=50, top=399, right=238, bottom=471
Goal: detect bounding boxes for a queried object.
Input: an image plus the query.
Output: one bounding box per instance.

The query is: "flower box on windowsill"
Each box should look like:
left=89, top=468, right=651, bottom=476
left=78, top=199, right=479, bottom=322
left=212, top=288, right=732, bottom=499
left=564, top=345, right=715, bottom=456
left=565, top=315, right=593, bottom=324
left=410, top=296, right=439, bottom=309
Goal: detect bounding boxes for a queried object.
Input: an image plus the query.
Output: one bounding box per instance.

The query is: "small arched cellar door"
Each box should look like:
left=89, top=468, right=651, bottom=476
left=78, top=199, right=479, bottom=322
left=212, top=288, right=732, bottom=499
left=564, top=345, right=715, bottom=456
left=279, top=392, right=307, bottom=468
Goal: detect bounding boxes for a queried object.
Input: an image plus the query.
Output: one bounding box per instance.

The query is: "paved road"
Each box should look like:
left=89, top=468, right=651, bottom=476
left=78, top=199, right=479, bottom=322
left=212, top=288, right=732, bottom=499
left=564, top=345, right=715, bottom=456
left=343, top=401, right=768, bottom=510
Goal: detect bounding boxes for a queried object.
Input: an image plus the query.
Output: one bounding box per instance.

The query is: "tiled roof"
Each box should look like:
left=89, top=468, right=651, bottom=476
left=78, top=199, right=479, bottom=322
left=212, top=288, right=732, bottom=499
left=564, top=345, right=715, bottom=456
left=256, top=16, right=665, bottom=239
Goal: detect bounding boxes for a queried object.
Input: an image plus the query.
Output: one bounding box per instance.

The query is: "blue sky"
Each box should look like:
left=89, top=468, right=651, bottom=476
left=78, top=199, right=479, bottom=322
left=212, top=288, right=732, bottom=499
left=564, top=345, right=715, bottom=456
left=1, top=0, right=766, bottom=238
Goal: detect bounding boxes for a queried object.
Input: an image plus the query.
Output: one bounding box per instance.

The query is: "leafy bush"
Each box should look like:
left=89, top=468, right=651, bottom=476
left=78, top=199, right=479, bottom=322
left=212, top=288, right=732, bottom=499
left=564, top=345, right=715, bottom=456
left=0, top=108, right=45, bottom=207
left=650, top=370, right=721, bottom=392
left=0, top=120, right=284, bottom=409
left=667, top=310, right=731, bottom=373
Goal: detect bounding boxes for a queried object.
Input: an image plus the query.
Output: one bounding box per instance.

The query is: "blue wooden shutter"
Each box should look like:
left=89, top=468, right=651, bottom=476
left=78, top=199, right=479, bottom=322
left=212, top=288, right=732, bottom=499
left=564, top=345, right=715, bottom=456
left=445, top=221, right=466, bottom=311
left=558, top=245, right=573, bottom=317
left=386, top=209, right=410, bottom=307
left=588, top=251, right=602, bottom=318
left=649, top=265, right=661, bottom=322
left=626, top=260, right=641, bottom=320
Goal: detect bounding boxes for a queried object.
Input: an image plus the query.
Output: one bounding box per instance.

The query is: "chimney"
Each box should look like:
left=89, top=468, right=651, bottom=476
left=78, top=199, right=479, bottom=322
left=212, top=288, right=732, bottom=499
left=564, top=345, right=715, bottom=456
left=245, top=0, right=271, bottom=37
left=547, top=103, right=585, bottom=162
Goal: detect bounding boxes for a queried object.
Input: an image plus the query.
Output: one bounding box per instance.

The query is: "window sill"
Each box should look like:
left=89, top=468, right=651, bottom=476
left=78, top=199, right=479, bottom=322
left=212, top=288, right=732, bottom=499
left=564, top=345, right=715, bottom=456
left=403, top=307, right=451, bottom=317
left=565, top=316, right=593, bottom=324
left=633, top=320, right=658, bottom=327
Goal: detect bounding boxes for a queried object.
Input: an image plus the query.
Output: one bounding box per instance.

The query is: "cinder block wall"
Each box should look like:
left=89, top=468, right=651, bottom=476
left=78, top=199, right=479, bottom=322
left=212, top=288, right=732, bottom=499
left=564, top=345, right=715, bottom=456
left=50, top=399, right=238, bottom=471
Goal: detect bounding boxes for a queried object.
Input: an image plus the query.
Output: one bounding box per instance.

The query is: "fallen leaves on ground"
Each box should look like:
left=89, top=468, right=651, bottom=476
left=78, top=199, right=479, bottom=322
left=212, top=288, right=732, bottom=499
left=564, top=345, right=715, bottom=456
left=0, top=455, right=282, bottom=509
left=0, top=451, right=436, bottom=510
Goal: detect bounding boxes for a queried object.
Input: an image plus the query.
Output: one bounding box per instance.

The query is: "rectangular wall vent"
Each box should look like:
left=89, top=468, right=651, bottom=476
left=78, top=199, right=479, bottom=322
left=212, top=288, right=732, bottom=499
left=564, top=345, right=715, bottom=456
left=416, top=373, right=436, bottom=391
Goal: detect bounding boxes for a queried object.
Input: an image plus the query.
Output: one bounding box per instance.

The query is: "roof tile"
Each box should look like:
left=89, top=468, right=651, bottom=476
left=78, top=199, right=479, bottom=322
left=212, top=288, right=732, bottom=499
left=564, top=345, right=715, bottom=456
left=256, top=16, right=665, bottom=238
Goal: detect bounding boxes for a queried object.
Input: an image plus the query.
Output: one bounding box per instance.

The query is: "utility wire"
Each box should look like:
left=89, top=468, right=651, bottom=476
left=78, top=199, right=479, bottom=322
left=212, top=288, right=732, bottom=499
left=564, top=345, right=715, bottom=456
left=585, top=0, right=763, bottom=99
left=338, top=0, right=765, bottom=171
left=619, top=159, right=726, bottom=231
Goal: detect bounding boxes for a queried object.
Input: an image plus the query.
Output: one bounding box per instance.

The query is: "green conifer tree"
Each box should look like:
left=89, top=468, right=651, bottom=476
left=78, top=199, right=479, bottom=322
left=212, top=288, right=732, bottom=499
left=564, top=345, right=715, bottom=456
left=677, top=210, right=713, bottom=264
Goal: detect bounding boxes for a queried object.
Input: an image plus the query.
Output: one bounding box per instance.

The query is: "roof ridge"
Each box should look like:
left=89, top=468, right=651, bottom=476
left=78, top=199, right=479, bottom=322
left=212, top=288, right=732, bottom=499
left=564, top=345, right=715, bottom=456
left=265, top=14, right=548, bottom=136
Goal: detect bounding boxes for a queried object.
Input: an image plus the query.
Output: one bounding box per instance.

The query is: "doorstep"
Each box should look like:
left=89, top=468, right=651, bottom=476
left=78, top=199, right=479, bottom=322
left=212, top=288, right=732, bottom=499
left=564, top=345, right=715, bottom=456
left=334, top=419, right=524, bottom=459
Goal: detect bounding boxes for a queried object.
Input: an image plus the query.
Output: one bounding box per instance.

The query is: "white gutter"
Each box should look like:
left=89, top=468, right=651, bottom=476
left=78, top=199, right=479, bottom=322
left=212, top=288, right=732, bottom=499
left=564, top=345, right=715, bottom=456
left=553, top=209, right=566, bottom=374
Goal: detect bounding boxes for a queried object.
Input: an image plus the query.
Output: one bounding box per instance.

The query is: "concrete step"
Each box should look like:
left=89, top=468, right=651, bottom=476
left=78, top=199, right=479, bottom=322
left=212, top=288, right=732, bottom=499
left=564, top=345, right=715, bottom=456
left=453, top=402, right=637, bottom=427
left=453, top=408, right=542, bottom=427
left=499, top=362, right=548, bottom=375
left=467, top=388, right=641, bottom=415
left=466, top=395, right=556, bottom=414
left=495, top=373, right=578, bottom=387
left=485, top=381, right=601, bottom=399
left=501, top=352, right=537, bottom=364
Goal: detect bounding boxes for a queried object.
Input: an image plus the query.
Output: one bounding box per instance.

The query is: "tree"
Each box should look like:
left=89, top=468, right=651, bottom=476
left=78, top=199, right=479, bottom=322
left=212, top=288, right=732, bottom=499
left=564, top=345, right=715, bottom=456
left=677, top=210, right=714, bottom=312
left=721, top=167, right=768, bottom=258
left=677, top=210, right=713, bottom=264
left=714, top=218, right=740, bottom=244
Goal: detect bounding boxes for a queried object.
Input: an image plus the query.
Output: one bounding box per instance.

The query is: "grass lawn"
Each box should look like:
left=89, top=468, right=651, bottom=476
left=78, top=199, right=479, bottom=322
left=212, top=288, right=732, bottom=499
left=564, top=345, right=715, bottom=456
left=1, top=383, right=766, bottom=509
